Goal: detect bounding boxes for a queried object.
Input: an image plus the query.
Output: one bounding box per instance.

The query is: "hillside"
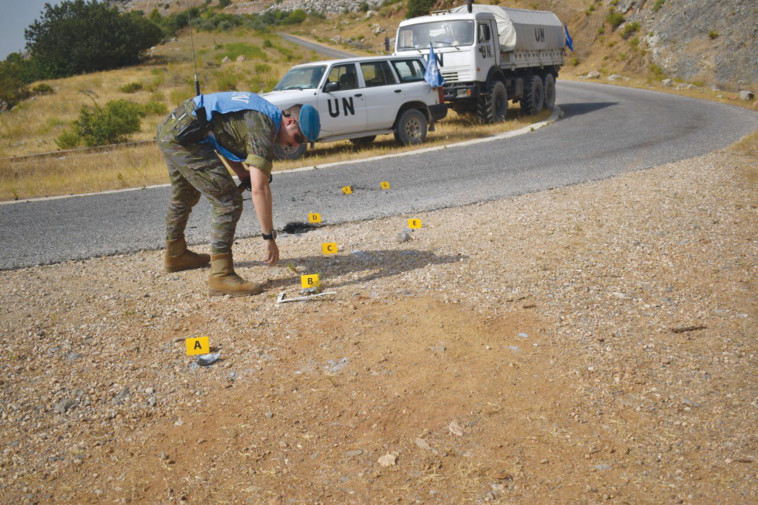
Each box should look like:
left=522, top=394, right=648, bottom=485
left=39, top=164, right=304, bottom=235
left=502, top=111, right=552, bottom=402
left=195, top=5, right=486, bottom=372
left=116, top=0, right=757, bottom=91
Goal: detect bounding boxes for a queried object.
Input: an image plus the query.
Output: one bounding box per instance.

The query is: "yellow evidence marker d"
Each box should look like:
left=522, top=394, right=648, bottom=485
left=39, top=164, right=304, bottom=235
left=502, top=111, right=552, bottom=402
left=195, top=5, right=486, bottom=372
left=408, top=218, right=422, bottom=229
left=380, top=181, right=391, bottom=189
left=322, top=243, right=338, bottom=255
left=301, top=274, right=321, bottom=289
left=186, top=336, right=210, bottom=356
left=308, top=213, right=322, bottom=223
left=341, top=186, right=353, bottom=195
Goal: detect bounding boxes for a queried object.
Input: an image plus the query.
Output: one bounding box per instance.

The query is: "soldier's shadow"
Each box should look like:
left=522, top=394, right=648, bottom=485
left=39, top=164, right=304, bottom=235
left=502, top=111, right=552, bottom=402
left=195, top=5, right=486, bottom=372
left=236, top=249, right=466, bottom=291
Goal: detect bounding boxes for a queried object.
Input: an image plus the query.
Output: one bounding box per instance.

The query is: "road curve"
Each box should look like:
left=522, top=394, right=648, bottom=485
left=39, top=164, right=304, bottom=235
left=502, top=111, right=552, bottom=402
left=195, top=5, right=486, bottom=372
left=0, top=82, right=756, bottom=269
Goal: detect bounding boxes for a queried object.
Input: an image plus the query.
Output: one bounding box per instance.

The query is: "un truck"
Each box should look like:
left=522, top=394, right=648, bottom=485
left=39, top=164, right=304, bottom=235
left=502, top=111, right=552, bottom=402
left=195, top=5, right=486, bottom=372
left=394, top=1, right=565, bottom=123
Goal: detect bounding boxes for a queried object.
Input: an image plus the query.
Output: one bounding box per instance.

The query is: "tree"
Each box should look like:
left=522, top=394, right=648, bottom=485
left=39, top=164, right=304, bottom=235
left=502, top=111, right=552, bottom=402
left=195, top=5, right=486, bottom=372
left=406, top=0, right=436, bottom=18
left=24, top=0, right=163, bottom=78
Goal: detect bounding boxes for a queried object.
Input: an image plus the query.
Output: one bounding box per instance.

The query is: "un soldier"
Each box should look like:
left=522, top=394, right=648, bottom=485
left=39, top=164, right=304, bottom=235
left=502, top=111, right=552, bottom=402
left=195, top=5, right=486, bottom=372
left=156, top=91, right=320, bottom=296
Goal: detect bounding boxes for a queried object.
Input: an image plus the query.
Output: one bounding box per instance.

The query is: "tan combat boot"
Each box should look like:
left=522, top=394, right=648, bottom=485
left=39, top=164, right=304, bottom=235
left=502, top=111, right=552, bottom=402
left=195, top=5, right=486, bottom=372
left=208, top=253, right=264, bottom=297
left=165, top=238, right=210, bottom=272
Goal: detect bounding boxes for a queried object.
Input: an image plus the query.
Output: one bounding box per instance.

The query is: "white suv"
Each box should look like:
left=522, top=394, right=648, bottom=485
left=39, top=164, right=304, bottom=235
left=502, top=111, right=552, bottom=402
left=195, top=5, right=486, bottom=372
left=261, top=55, right=447, bottom=159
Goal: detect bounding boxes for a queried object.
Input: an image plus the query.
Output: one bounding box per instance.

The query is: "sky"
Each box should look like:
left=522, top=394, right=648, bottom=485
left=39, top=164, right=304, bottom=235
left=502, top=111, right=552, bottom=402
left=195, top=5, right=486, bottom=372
left=1, top=0, right=64, bottom=60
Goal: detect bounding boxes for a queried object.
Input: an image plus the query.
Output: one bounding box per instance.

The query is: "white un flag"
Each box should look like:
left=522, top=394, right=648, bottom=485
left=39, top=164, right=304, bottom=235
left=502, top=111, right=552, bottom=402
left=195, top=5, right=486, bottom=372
left=424, top=43, right=445, bottom=88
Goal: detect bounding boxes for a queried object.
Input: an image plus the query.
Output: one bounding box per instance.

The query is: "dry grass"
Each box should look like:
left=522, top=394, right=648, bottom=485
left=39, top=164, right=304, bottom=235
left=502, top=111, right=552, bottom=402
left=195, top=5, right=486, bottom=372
left=0, top=107, right=549, bottom=201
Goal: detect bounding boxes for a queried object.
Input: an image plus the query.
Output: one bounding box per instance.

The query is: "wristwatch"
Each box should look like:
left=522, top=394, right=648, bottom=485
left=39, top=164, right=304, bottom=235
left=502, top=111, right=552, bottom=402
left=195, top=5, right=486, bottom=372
left=262, top=230, right=277, bottom=241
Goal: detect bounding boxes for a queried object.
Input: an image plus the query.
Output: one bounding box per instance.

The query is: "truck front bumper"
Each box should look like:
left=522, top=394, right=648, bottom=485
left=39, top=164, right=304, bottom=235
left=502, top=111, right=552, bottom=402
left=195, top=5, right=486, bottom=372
left=443, top=83, right=480, bottom=102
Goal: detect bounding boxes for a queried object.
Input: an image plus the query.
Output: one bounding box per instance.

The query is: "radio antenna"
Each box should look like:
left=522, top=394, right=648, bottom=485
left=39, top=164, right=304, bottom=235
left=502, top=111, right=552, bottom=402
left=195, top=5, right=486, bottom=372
left=187, top=8, right=200, bottom=95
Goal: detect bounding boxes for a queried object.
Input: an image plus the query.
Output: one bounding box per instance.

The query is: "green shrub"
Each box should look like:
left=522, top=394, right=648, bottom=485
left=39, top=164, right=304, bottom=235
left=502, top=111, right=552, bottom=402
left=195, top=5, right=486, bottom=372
left=215, top=69, right=240, bottom=90
left=622, top=22, right=640, bottom=39
left=708, top=30, right=719, bottom=39
left=254, top=63, right=271, bottom=74
left=630, top=36, right=640, bottom=48
left=32, top=83, right=54, bottom=95
left=649, top=64, right=666, bottom=80
left=120, top=82, right=143, bottom=93
left=74, top=99, right=144, bottom=147
left=55, top=129, right=81, bottom=149
left=406, top=0, right=436, bottom=18
left=653, top=0, right=665, bottom=12
left=597, top=25, right=605, bottom=35
left=606, top=9, right=625, bottom=29
left=262, top=39, right=273, bottom=49
left=142, top=101, right=168, bottom=115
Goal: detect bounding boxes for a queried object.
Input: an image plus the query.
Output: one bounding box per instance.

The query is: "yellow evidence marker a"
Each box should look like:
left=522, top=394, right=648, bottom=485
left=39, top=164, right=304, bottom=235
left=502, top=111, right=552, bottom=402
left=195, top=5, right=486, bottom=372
left=408, top=218, right=422, bottom=229
left=308, top=213, right=322, bottom=224
left=322, top=243, right=338, bottom=255
left=341, top=186, right=353, bottom=195
left=380, top=181, right=391, bottom=189
left=301, top=274, right=321, bottom=289
left=186, top=336, right=210, bottom=356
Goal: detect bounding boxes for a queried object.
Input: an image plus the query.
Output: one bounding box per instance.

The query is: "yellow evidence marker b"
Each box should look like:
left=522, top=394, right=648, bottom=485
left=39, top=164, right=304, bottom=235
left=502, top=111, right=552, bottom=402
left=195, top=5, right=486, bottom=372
left=322, top=243, right=338, bottom=255
left=301, top=274, right=321, bottom=289
left=408, top=218, right=422, bottom=229
left=308, top=213, right=322, bottom=223
left=380, top=181, right=391, bottom=189
left=341, top=186, right=353, bottom=195
left=186, top=336, right=210, bottom=356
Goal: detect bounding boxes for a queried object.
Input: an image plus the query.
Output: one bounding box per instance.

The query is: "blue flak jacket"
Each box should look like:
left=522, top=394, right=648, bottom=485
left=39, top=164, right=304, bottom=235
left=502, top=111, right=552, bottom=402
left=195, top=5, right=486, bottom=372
left=192, top=92, right=282, bottom=162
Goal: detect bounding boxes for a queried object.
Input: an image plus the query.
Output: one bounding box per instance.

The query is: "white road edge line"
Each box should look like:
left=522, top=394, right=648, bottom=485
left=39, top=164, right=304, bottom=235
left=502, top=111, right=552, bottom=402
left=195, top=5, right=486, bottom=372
left=1, top=107, right=560, bottom=206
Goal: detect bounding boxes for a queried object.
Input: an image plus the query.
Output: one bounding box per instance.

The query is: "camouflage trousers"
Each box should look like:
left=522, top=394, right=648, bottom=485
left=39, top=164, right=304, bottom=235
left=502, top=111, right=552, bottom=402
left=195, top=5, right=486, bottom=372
left=157, top=100, right=242, bottom=255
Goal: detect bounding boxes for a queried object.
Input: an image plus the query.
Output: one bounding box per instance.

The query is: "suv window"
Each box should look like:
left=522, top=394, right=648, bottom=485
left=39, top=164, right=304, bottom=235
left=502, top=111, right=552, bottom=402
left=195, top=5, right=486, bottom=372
left=360, top=61, right=397, bottom=87
left=391, top=59, right=425, bottom=83
left=326, top=64, right=359, bottom=91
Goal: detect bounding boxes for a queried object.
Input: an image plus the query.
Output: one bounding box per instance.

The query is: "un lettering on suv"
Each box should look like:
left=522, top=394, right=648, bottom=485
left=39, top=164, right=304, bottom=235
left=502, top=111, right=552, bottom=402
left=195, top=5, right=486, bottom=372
left=262, top=55, right=447, bottom=160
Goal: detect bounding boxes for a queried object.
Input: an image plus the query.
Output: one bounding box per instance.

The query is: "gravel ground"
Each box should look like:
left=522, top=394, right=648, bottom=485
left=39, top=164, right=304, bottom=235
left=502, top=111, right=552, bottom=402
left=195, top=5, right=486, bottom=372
left=0, top=139, right=756, bottom=504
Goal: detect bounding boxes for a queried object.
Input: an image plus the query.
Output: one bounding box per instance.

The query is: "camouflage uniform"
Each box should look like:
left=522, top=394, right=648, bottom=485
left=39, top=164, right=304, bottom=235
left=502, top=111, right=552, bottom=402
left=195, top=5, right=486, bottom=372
left=156, top=98, right=277, bottom=254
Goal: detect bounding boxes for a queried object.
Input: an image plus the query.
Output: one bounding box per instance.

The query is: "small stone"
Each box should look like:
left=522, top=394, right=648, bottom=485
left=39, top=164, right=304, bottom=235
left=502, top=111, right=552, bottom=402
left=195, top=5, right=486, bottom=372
left=738, top=90, right=754, bottom=101
left=147, top=397, right=157, bottom=407
left=396, top=230, right=412, bottom=243
left=448, top=420, right=464, bottom=437
left=343, top=449, right=363, bottom=458
left=378, top=453, right=397, bottom=466
left=415, top=437, right=432, bottom=450
left=112, top=387, right=130, bottom=405
left=53, top=398, right=77, bottom=414
left=593, top=463, right=611, bottom=471
left=265, top=411, right=274, bottom=419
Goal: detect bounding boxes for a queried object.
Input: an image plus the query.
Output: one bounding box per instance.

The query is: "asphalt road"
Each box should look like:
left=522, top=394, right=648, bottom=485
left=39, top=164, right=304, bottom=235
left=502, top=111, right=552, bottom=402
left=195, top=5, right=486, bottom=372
left=1, top=82, right=756, bottom=270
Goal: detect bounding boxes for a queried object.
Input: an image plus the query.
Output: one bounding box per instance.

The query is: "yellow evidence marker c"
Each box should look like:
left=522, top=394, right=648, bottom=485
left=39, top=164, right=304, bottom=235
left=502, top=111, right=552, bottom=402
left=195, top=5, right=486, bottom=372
left=380, top=181, right=391, bottom=189
left=322, top=243, right=338, bottom=255
left=341, top=186, right=353, bottom=195
left=408, top=218, right=422, bottom=229
left=186, top=336, right=210, bottom=356
left=301, top=274, right=321, bottom=289
left=308, top=213, right=322, bottom=223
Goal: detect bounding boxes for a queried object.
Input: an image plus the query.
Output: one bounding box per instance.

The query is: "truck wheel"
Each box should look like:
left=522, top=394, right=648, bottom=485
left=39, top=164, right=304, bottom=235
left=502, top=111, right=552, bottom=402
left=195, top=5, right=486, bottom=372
left=395, top=109, right=427, bottom=146
left=350, top=135, right=376, bottom=146
left=476, top=81, right=508, bottom=124
left=522, top=74, right=544, bottom=115
left=543, top=74, right=556, bottom=110
left=274, top=142, right=307, bottom=160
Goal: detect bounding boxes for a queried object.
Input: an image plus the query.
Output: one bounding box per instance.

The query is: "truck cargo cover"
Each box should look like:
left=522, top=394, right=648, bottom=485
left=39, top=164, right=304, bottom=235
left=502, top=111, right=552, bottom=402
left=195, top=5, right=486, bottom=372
left=450, top=5, right=564, bottom=52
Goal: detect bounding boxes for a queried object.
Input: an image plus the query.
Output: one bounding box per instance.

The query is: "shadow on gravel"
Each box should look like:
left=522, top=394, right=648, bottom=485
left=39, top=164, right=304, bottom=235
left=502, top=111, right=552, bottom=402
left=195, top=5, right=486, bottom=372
left=237, top=249, right=466, bottom=291
left=559, top=101, right=618, bottom=117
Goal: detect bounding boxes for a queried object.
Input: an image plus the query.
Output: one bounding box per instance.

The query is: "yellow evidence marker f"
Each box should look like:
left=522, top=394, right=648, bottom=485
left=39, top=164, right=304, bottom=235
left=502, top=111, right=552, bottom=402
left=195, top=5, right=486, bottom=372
left=341, top=186, right=353, bottom=195
left=408, top=218, right=422, bottom=229
left=301, top=274, right=321, bottom=289
left=380, top=181, right=391, bottom=189
left=308, top=213, right=322, bottom=223
left=322, top=243, right=338, bottom=255
left=186, top=336, right=210, bottom=356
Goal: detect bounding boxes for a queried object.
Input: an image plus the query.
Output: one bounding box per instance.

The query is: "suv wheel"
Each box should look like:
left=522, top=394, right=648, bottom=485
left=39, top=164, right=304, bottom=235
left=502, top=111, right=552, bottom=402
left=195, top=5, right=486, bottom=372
left=273, top=142, right=307, bottom=160
left=395, top=109, right=427, bottom=146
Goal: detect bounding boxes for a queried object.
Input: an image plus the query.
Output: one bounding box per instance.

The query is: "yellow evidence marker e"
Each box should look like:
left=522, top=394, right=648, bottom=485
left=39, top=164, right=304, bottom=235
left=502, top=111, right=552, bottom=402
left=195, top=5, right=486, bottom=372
left=186, top=336, right=210, bottom=356
left=408, top=218, right=422, bottom=229
left=308, top=213, right=322, bottom=224
left=301, top=274, right=321, bottom=289
left=341, top=186, right=353, bottom=195
left=322, top=243, right=338, bottom=255
left=380, top=181, right=391, bottom=189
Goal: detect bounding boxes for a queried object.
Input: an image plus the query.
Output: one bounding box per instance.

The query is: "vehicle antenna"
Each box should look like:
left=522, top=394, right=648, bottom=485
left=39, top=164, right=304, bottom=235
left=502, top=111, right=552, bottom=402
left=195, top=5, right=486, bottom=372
left=187, top=8, right=200, bottom=95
